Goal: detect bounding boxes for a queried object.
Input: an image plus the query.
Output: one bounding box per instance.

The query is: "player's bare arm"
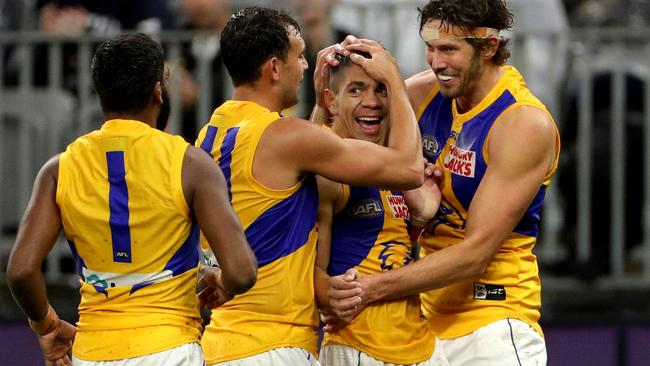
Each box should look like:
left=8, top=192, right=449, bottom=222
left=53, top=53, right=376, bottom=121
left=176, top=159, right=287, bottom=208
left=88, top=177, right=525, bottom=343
left=314, top=175, right=346, bottom=313
left=182, top=146, right=257, bottom=295
left=7, top=155, right=76, bottom=366
left=330, top=105, right=558, bottom=318
left=405, top=69, right=438, bottom=114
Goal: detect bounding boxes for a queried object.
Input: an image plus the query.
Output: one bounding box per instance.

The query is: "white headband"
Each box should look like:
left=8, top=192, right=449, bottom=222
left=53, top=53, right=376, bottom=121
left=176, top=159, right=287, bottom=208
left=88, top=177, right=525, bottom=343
left=420, top=25, right=500, bottom=42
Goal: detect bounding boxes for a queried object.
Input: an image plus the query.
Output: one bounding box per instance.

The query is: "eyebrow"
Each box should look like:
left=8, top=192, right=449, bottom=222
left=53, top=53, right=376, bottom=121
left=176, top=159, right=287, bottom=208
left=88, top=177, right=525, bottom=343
left=345, top=80, right=368, bottom=88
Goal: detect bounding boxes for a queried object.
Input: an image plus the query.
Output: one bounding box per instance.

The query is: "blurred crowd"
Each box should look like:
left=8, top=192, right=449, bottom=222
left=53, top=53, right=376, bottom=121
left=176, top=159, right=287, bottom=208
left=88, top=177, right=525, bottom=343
left=2, top=0, right=650, bottom=279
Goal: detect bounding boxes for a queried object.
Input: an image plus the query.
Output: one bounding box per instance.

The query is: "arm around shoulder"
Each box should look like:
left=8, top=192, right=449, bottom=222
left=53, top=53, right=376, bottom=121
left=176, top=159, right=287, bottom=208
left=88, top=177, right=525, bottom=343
left=272, top=118, right=423, bottom=190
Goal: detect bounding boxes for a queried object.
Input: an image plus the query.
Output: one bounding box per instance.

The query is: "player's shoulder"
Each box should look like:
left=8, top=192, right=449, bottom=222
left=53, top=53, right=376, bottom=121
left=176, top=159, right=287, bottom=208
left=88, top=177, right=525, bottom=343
left=266, top=116, right=337, bottom=142
left=491, top=105, right=557, bottom=159
left=406, top=69, right=438, bottom=112
left=39, top=154, right=61, bottom=182
left=500, top=104, right=555, bottom=136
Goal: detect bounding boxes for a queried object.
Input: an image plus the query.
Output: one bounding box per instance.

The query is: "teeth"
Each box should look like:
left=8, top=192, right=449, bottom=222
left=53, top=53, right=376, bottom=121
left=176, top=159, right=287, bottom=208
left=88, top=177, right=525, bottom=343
left=437, top=74, right=452, bottom=81
left=357, top=117, right=380, bottom=122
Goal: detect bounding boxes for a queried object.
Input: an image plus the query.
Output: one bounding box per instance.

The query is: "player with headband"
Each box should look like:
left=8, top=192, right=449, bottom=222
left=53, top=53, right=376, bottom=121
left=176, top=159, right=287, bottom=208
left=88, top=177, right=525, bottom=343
left=327, top=1, right=560, bottom=364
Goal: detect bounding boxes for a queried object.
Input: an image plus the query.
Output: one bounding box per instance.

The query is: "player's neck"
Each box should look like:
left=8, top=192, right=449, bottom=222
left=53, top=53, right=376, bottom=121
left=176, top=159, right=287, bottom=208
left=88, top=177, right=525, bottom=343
left=232, top=85, right=285, bottom=113
left=455, top=64, right=503, bottom=115
left=104, top=109, right=156, bottom=128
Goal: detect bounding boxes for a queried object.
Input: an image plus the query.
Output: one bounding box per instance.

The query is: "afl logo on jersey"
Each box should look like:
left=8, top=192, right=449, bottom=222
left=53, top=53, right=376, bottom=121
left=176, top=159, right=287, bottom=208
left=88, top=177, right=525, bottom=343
left=348, top=199, right=383, bottom=218
left=421, top=135, right=439, bottom=159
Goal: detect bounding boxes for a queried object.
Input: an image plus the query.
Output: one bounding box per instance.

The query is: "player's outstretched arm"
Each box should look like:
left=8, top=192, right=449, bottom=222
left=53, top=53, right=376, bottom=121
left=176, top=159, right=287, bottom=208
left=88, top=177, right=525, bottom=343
left=330, top=105, right=559, bottom=311
left=7, top=155, right=75, bottom=366
left=182, top=146, right=257, bottom=295
left=264, top=117, right=422, bottom=190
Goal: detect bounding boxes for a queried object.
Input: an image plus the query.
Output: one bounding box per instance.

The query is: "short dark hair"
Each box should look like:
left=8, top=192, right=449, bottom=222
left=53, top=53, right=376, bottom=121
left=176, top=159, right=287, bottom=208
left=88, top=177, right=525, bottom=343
left=419, top=0, right=513, bottom=65
left=221, top=7, right=301, bottom=86
left=328, top=51, right=371, bottom=91
left=91, top=33, right=164, bottom=114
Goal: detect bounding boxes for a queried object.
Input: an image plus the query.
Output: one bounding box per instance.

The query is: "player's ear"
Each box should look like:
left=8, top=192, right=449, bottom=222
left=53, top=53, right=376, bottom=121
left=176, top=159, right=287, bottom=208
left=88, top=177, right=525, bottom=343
left=324, top=88, right=338, bottom=115
left=263, top=57, right=281, bottom=82
left=484, top=37, right=499, bottom=59
left=153, top=81, right=163, bottom=105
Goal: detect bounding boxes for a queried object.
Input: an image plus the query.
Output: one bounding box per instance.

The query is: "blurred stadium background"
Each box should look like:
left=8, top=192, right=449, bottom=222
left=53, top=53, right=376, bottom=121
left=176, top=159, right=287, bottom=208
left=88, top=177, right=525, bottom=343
left=2, top=0, right=650, bottom=365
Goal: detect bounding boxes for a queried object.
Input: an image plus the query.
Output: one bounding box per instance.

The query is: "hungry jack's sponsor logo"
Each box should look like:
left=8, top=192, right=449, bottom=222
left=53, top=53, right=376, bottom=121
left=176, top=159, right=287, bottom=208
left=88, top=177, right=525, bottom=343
left=444, top=144, right=476, bottom=177
left=386, top=194, right=409, bottom=219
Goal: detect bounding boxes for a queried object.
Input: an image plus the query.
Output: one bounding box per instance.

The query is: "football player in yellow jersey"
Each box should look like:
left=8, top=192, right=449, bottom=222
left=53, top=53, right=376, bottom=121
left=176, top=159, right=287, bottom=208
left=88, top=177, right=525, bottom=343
left=328, top=1, right=560, bottom=365
left=6, top=33, right=257, bottom=366
left=196, top=7, right=423, bottom=366
left=314, top=52, right=447, bottom=366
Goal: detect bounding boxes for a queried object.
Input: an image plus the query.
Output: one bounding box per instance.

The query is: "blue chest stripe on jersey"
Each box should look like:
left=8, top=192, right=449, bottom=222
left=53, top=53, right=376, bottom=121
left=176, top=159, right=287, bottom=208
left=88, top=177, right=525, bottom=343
left=200, top=126, right=218, bottom=154
left=328, top=187, right=383, bottom=276
left=419, top=93, right=453, bottom=163
left=219, top=127, right=240, bottom=203
left=130, top=223, right=201, bottom=294
left=245, top=176, right=318, bottom=267
left=450, top=90, right=516, bottom=212
left=106, top=151, right=132, bottom=263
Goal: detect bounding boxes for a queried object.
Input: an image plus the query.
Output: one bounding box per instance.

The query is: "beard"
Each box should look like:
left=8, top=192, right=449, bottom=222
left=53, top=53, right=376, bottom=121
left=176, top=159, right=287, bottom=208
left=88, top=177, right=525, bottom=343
left=439, top=50, right=483, bottom=100
left=156, top=88, right=171, bottom=131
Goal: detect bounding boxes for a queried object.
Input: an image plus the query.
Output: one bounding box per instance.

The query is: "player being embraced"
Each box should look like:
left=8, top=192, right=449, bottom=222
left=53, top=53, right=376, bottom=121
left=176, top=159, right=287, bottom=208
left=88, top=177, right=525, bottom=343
left=314, top=50, right=448, bottom=366
left=6, top=33, right=257, bottom=366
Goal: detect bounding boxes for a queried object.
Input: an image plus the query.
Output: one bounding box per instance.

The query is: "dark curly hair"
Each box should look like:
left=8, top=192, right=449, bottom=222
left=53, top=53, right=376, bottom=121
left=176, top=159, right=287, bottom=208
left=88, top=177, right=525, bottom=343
left=419, top=0, right=513, bottom=65
left=221, top=7, right=301, bottom=86
left=91, top=33, right=164, bottom=114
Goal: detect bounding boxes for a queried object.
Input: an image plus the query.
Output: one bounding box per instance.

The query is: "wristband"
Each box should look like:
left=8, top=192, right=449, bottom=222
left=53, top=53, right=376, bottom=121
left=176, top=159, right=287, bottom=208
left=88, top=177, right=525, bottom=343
left=310, top=105, right=331, bottom=126
left=28, top=304, right=59, bottom=336
left=409, top=215, right=430, bottom=228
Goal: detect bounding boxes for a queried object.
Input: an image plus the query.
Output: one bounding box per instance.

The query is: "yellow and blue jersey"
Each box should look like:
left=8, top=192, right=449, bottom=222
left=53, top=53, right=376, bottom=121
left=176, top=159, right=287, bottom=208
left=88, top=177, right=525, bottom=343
left=196, top=101, right=320, bottom=364
left=416, top=66, right=560, bottom=339
left=56, top=119, right=201, bottom=360
left=323, top=185, right=435, bottom=364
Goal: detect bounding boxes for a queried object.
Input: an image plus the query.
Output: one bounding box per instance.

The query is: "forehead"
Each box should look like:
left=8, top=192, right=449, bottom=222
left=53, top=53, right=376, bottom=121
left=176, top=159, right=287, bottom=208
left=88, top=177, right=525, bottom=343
left=287, top=28, right=305, bottom=52
left=338, top=63, right=374, bottom=86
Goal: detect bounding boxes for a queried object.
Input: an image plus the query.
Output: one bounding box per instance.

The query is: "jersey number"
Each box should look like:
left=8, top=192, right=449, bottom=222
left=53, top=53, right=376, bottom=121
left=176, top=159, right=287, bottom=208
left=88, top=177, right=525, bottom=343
left=106, top=151, right=132, bottom=263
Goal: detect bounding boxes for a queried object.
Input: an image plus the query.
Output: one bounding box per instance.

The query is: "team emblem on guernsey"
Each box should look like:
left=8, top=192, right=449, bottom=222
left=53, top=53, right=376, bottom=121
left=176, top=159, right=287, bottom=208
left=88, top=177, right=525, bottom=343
left=386, top=194, right=409, bottom=219
left=348, top=198, right=383, bottom=218
left=443, top=144, right=476, bottom=177
left=378, top=241, right=412, bottom=271
left=421, top=135, right=439, bottom=159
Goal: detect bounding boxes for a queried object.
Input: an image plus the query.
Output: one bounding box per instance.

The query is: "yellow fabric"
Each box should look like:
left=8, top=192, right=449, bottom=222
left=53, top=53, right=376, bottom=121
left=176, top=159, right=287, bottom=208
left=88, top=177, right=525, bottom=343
left=323, top=187, right=435, bottom=364
left=417, top=66, right=560, bottom=339
left=57, top=119, right=201, bottom=360
left=196, top=101, right=320, bottom=364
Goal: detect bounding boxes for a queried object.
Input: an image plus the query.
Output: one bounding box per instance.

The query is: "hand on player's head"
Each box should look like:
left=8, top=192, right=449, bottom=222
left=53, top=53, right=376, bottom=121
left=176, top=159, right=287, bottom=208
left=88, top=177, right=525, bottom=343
left=344, top=39, right=401, bottom=85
